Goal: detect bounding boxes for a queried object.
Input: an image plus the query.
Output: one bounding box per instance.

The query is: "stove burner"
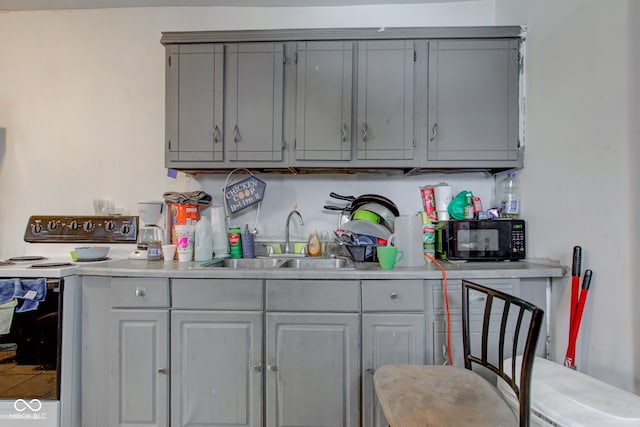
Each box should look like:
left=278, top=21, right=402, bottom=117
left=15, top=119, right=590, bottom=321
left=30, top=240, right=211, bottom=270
left=0, top=260, right=15, bottom=267
left=29, top=262, right=75, bottom=268
left=8, top=256, right=47, bottom=262
left=74, top=257, right=110, bottom=263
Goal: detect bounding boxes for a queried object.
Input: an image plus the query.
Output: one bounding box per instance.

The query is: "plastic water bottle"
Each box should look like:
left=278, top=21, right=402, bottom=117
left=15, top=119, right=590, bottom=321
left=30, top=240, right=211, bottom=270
left=499, top=171, right=520, bottom=218
left=194, top=216, right=213, bottom=261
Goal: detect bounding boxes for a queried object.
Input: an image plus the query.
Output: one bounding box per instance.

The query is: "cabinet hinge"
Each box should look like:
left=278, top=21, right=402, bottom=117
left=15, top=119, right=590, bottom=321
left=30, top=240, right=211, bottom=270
left=168, top=56, right=172, bottom=67
left=413, top=51, right=417, bottom=62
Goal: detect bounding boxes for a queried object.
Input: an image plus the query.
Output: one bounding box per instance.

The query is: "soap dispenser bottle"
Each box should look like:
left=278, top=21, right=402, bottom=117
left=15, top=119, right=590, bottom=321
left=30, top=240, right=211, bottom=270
left=307, top=231, right=321, bottom=257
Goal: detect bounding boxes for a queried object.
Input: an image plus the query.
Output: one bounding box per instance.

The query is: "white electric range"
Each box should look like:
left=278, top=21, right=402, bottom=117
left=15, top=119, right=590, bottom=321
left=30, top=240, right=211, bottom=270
left=0, top=215, right=138, bottom=427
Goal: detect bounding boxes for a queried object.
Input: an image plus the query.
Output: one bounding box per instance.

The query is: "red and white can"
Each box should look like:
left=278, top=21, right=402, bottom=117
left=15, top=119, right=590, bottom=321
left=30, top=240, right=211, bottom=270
left=420, top=186, right=437, bottom=221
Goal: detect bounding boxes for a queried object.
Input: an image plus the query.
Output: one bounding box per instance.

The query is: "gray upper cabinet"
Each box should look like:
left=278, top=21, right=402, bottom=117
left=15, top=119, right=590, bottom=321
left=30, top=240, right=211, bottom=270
left=426, top=39, right=521, bottom=168
left=356, top=40, right=416, bottom=163
left=293, top=41, right=354, bottom=163
left=225, top=43, right=286, bottom=164
left=161, top=27, right=522, bottom=172
left=166, top=44, right=224, bottom=167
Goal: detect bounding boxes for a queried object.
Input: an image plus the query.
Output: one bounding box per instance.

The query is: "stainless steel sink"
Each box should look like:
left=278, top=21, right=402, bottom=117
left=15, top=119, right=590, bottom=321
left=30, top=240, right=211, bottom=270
left=198, top=256, right=353, bottom=270
left=281, top=257, right=353, bottom=270
left=200, top=257, right=286, bottom=269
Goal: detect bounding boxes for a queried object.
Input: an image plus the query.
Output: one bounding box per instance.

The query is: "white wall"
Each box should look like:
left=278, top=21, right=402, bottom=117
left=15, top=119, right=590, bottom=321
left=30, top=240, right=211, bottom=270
left=496, top=0, right=638, bottom=392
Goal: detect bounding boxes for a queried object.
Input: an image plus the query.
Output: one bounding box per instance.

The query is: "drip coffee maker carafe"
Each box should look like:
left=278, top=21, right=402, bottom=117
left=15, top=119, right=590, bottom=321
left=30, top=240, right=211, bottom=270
left=129, top=201, right=165, bottom=259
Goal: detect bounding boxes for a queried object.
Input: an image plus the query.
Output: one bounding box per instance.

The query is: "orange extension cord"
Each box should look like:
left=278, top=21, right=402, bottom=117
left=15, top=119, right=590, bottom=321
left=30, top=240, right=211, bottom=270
left=425, top=253, right=453, bottom=366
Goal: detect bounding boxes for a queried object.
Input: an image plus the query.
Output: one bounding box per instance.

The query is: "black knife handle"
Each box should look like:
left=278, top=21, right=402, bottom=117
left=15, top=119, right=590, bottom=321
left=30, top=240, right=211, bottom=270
left=572, top=246, right=582, bottom=277
left=582, top=269, right=593, bottom=290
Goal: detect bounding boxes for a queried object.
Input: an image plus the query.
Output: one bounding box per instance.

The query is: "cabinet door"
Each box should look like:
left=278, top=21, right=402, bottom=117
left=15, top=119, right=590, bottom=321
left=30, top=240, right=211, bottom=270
left=294, top=41, right=353, bottom=161
left=225, top=43, right=285, bottom=162
left=266, top=313, right=359, bottom=427
left=356, top=40, right=415, bottom=161
left=427, top=39, right=520, bottom=164
left=110, top=309, right=169, bottom=427
left=166, top=44, right=224, bottom=165
left=171, top=310, right=262, bottom=427
left=429, top=279, right=518, bottom=367
left=362, top=314, right=425, bottom=427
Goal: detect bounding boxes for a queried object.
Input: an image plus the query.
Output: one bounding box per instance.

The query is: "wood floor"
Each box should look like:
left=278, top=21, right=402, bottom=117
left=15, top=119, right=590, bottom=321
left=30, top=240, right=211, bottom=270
left=0, top=348, right=57, bottom=399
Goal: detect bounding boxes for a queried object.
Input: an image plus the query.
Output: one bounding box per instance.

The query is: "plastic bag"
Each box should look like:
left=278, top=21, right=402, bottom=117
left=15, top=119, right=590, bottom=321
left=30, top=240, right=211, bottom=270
left=448, top=191, right=473, bottom=220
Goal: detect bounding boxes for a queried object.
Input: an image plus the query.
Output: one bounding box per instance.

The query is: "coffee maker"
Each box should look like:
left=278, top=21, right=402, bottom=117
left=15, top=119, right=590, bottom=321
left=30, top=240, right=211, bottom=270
left=129, top=201, right=165, bottom=259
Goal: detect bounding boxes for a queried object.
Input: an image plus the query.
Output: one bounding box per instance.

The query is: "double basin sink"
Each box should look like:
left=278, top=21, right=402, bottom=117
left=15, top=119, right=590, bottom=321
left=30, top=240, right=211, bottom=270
left=200, top=256, right=354, bottom=270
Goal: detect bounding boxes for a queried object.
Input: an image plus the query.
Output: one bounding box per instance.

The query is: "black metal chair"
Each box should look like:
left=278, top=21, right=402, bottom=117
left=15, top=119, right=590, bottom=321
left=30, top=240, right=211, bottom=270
left=374, top=280, right=544, bottom=427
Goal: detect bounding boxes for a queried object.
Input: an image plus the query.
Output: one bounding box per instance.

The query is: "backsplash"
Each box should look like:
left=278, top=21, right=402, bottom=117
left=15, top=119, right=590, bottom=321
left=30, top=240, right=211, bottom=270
left=197, top=171, right=496, bottom=241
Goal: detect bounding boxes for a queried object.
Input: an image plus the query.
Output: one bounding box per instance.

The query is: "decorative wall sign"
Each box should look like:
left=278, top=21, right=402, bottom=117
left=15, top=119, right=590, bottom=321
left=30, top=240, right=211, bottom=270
left=224, top=175, right=266, bottom=214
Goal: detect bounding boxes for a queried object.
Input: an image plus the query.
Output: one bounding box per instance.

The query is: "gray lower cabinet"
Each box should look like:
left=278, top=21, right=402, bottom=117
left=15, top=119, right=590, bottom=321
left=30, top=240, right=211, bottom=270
left=171, top=310, right=262, bottom=427
left=265, top=280, right=360, bottom=427
left=426, top=278, right=520, bottom=366
left=426, top=39, right=521, bottom=168
left=361, top=280, right=425, bottom=427
left=171, top=278, right=264, bottom=427
left=110, top=309, right=169, bottom=427
left=108, top=277, right=171, bottom=427
left=356, top=40, right=415, bottom=163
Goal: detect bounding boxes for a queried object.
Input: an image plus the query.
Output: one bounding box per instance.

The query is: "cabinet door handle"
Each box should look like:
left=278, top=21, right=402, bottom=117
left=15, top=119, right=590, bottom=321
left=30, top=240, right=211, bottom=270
left=233, top=125, right=241, bottom=143
left=365, top=368, right=375, bottom=375
left=341, top=123, right=349, bottom=142
left=429, top=123, right=438, bottom=142
left=389, top=292, right=398, bottom=301
left=158, top=368, right=167, bottom=374
left=361, top=123, right=369, bottom=141
left=253, top=364, right=262, bottom=372
left=212, top=125, right=221, bottom=143
left=135, top=287, right=146, bottom=297
left=267, top=365, right=278, bottom=372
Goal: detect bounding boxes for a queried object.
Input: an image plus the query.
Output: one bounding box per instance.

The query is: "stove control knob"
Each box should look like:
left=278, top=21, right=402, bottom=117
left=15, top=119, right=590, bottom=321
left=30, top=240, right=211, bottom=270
left=121, top=224, right=131, bottom=235
left=32, top=223, right=43, bottom=234
left=47, top=220, right=58, bottom=231
left=68, top=220, right=79, bottom=231
left=84, top=220, right=95, bottom=232
left=105, top=220, right=116, bottom=232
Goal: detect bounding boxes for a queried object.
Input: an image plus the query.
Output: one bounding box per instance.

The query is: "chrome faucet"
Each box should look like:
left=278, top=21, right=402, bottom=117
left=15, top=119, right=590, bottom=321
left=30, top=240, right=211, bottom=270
left=284, top=210, right=304, bottom=254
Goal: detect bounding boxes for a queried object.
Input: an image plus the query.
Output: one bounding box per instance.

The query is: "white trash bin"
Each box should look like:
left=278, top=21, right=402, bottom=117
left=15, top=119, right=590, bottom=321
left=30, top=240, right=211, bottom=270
left=498, top=356, right=640, bottom=426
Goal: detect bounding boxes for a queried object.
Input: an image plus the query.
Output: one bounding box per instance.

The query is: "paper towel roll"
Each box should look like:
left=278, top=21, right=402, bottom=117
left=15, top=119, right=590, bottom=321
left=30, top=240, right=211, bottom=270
left=434, top=184, right=453, bottom=212
left=210, top=206, right=229, bottom=258
left=394, top=215, right=425, bottom=267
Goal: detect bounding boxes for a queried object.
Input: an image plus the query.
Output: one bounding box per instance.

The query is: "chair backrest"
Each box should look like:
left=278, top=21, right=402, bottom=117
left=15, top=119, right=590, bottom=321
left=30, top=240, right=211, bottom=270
left=461, top=280, right=544, bottom=427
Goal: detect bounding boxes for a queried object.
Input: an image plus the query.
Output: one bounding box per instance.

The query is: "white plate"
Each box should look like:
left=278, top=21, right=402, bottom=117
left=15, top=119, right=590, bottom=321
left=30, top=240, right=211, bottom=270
left=342, top=220, right=392, bottom=239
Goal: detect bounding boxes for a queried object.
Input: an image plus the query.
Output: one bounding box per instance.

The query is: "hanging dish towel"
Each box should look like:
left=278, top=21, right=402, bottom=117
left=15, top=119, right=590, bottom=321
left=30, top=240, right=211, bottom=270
left=0, top=278, right=47, bottom=313
left=0, top=298, right=18, bottom=334
left=162, top=191, right=212, bottom=206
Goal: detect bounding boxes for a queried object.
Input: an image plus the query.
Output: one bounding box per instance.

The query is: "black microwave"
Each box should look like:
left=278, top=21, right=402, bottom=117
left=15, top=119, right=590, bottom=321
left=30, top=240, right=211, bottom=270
left=435, top=219, right=526, bottom=261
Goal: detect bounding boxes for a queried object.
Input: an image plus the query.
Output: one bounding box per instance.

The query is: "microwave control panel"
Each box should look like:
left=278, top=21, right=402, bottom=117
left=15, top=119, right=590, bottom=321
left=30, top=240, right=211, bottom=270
left=511, top=221, right=526, bottom=255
